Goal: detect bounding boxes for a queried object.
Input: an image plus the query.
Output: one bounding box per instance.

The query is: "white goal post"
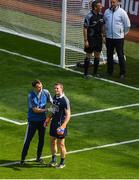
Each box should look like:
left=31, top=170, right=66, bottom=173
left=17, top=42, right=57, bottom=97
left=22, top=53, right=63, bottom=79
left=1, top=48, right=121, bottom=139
left=0, top=0, right=109, bottom=68
left=61, top=0, right=67, bottom=68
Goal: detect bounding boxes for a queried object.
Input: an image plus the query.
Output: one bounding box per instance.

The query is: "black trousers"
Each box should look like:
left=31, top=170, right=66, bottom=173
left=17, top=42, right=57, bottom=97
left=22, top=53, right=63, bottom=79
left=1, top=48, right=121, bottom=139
left=21, top=121, right=45, bottom=161
left=106, top=38, right=126, bottom=75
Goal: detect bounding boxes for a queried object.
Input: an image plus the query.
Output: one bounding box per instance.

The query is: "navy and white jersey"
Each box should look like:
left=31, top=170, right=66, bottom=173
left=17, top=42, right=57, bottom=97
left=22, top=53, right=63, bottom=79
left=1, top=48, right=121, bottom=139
left=51, top=94, right=70, bottom=127
left=28, top=89, right=53, bottom=122
left=84, top=10, right=104, bottom=38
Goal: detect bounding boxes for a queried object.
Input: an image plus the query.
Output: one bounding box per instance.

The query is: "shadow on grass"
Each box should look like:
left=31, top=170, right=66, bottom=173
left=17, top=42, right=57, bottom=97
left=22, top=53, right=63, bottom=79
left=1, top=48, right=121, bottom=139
left=0, top=159, right=47, bottom=170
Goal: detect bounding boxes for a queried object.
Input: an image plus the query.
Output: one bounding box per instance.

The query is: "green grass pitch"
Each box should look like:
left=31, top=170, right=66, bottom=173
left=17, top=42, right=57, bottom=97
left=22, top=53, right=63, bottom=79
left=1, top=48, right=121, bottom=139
left=0, top=32, right=139, bottom=178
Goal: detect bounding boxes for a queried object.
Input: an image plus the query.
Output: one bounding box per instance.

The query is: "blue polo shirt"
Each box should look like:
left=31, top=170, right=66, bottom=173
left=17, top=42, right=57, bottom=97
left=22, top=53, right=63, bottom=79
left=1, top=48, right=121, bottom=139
left=28, top=89, right=53, bottom=122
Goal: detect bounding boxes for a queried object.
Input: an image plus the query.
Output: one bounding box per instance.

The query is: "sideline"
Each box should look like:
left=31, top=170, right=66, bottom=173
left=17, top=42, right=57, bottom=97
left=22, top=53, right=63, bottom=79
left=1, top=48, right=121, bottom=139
left=0, top=48, right=61, bottom=68
left=1, top=103, right=139, bottom=125
left=0, top=138, right=139, bottom=167
left=0, top=117, right=27, bottom=125
left=0, top=48, right=139, bottom=91
left=66, top=68, right=139, bottom=91
left=71, top=103, right=139, bottom=117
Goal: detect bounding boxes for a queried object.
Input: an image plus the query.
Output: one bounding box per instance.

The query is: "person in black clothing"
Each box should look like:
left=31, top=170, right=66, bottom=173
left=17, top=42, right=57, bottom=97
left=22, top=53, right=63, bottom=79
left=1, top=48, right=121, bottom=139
left=83, top=0, right=104, bottom=78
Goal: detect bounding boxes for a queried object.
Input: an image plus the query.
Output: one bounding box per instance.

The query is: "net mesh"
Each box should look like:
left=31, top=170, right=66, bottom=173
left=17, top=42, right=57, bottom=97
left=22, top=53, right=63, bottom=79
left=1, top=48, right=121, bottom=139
left=0, top=0, right=62, bottom=45
left=65, top=1, right=85, bottom=66
left=0, top=0, right=138, bottom=67
left=0, top=0, right=106, bottom=66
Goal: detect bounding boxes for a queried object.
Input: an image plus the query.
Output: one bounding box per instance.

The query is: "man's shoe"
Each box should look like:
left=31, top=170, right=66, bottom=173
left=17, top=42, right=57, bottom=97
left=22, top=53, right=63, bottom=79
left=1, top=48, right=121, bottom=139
left=36, top=158, right=45, bottom=165
left=20, top=160, right=25, bottom=166
left=92, top=73, right=101, bottom=78
left=56, top=163, right=66, bottom=169
left=120, top=74, right=125, bottom=80
left=83, top=75, right=89, bottom=79
left=46, top=161, right=57, bottom=167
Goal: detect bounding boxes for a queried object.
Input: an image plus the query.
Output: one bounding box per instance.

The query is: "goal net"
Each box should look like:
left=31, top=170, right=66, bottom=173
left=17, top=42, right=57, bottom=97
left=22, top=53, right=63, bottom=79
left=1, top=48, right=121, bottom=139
left=0, top=0, right=107, bottom=68
left=0, top=0, right=62, bottom=46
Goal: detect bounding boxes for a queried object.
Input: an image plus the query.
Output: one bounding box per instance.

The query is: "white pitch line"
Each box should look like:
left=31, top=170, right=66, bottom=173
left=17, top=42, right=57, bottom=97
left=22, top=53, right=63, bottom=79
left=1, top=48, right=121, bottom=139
left=0, top=48, right=139, bottom=91
left=66, top=68, right=139, bottom=91
left=1, top=138, right=139, bottom=167
left=0, top=48, right=61, bottom=68
left=0, top=117, right=27, bottom=125
left=71, top=103, right=139, bottom=117
left=97, top=77, right=139, bottom=91
left=0, top=103, right=139, bottom=125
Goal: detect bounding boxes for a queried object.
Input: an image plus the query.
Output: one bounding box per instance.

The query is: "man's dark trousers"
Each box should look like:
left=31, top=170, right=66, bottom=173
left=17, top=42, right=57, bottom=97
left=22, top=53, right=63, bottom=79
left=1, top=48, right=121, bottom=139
left=21, top=121, right=45, bottom=161
left=106, top=38, right=126, bottom=75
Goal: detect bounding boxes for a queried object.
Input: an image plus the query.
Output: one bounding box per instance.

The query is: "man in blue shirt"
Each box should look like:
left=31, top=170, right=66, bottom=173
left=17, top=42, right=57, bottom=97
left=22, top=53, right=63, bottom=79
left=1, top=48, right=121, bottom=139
left=20, top=79, right=53, bottom=165
left=44, top=82, right=71, bottom=168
